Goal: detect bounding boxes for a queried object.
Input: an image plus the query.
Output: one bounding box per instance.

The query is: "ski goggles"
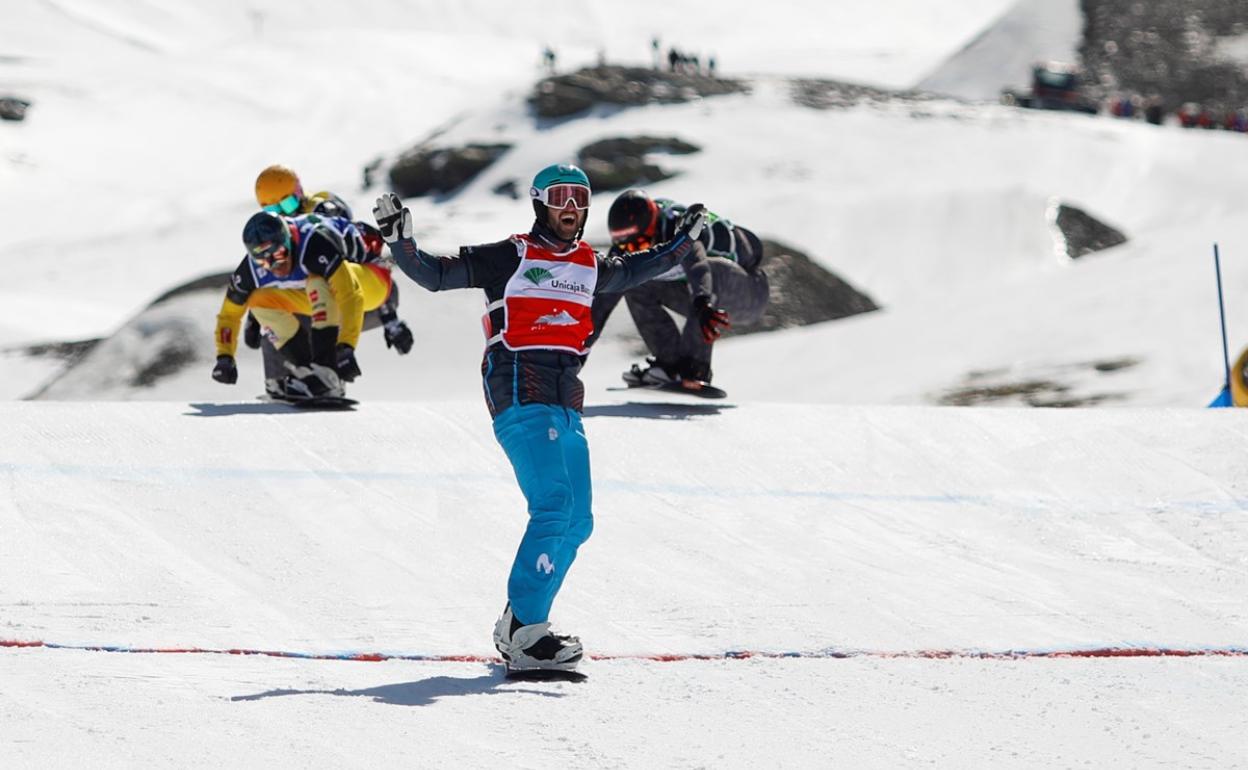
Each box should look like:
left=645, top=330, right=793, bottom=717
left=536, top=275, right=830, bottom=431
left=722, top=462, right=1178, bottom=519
left=531, top=183, right=591, bottom=210
left=262, top=193, right=301, bottom=215
left=615, top=235, right=653, bottom=254
left=249, top=242, right=288, bottom=267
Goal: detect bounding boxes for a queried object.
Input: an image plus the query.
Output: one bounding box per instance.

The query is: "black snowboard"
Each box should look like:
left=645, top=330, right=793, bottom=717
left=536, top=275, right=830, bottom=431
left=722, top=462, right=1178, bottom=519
left=619, top=365, right=727, bottom=399
left=504, top=668, right=588, bottom=683
left=289, top=395, right=358, bottom=410
left=260, top=394, right=358, bottom=410
left=642, top=380, right=727, bottom=399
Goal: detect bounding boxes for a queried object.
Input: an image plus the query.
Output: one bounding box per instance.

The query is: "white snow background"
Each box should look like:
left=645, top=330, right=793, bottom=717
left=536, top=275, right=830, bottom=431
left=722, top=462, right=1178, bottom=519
left=2, top=1, right=1247, bottom=767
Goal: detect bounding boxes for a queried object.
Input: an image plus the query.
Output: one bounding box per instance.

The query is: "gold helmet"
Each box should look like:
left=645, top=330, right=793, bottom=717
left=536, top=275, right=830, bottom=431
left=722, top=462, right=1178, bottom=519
left=254, top=164, right=304, bottom=211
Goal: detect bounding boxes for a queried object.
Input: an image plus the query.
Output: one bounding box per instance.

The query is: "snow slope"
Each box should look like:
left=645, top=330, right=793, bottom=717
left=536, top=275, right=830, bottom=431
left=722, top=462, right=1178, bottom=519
left=5, top=4, right=1248, bottom=765
left=917, top=0, right=1084, bottom=100
left=28, top=90, right=1248, bottom=408
left=0, top=0, right=1015, bottom=348
left=8, top=0, right=1248, bottom=407
left=2, top=401, right=1247, bottom=766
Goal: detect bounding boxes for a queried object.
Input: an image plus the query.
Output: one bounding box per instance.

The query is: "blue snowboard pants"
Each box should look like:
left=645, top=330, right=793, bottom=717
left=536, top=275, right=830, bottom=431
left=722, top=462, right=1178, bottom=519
left=492, top=403, right=593, bottom=625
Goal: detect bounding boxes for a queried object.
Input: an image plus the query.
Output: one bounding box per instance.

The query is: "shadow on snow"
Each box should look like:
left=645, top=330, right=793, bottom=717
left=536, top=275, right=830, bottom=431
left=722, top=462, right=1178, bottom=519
left=185, top=402, right=308, bottom=417
left=230, top=666, right=569, bottom=706
left=582, top=401, right=735, bottom=420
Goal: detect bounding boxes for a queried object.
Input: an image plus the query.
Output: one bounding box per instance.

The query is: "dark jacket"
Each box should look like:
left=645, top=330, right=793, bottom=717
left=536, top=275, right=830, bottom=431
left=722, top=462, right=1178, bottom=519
left=390, top=220, right=698, bottom=416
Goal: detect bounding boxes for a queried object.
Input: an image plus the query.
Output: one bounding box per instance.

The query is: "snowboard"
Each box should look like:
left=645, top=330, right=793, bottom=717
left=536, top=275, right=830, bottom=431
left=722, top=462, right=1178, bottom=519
left=619, top=367, right=727, bottom=399
left=639, top=380, right=727, bottom=399
left=260, top=394, right=359, bottom=410
left=503, top=667, right=588, bottom=683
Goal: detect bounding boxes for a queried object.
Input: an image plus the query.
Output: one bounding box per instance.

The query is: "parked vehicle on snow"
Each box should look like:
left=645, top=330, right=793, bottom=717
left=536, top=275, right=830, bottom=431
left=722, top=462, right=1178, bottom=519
left=1001, top=62, right=1098, bottom=115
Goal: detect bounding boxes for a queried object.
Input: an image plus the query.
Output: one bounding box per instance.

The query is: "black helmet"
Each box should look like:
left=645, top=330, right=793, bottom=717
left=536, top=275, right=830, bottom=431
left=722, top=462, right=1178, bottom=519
left=607, top=189, right=659, bottom=246
left=242, top=210, right=291, bottom=261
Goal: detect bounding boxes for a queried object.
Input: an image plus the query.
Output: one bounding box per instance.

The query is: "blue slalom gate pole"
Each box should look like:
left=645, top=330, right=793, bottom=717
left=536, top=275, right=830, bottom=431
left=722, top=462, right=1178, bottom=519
left=1209, top=243, right=1233, bottom=408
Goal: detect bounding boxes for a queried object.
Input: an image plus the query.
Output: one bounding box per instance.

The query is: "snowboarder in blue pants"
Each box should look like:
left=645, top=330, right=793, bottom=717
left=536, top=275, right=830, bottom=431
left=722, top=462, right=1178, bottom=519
left=492, top=403, right=592, bottom=627
left=372, top=164, right=708, bottom=672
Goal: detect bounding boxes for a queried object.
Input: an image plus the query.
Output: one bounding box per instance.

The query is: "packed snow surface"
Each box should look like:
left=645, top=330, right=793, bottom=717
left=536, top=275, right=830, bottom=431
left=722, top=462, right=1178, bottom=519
left=2, top=401, right=1247, bottom=767
left=4, top=2, right=1248, bottom=766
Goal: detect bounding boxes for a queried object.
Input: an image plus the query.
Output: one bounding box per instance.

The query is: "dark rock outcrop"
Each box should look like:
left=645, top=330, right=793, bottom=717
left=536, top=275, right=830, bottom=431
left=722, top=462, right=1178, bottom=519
left=492, top=179, right=522, bottom=200
left=935, top=357, right=1140, bottom=407
left=530, top=65, right=748, bottom=120
left=388, top=143, right=511, bottom=198
left=17, top=338, right=99, bottom=362
left=735, top=239, right=879, bottom=334
left=791, top=79, right=930, bottom=111
left=0, top=96, right=30, bottom=121
left=1053, top=203, right=1127, bottom=258
left=1081, top=0, right=1248, bottom=112
left=577, top=136, right=700, bottom=192
left=589, top=237, right=876, bottom=338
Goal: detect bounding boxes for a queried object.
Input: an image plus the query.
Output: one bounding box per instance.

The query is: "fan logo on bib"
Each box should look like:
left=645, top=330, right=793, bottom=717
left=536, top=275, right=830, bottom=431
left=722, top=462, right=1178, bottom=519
left=524, top=267, right=553, bottom=285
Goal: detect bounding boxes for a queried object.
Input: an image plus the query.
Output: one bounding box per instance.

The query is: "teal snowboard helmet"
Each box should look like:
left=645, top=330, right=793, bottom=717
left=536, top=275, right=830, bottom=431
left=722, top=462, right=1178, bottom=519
left=530, top=164, right=592, bottom=230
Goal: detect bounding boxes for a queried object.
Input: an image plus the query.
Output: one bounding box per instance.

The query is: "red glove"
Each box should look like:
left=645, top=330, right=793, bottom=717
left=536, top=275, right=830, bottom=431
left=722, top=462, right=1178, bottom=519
left=692, top=295, right=730, bottom=342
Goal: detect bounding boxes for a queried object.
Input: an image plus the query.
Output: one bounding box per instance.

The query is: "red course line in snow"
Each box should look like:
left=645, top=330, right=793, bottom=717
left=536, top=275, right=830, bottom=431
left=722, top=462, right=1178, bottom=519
left=4, top=639, right=1247, bottom=663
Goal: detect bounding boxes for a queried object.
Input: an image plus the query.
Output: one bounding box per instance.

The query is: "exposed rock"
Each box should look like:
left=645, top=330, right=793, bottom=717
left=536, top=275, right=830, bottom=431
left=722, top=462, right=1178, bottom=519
left=0, top=96, right=30, bottom=122
left=129, top=335, right=198, bottom=388
left=1052, top=203, right=1128, bottom=258
left=577, top=136, right=700, bottom=192
left=935, top=358, right=1139, bottom=407
left=18, top=338, right=101, bottom=361
left=492, top=179, right=522, bottom=200
left=389, top=143, right=511, bottom=198
left=791, top=79, right=933, bottom=111
left=362, top=157, right=384, bottom=190
left=530, top=65, right=748, bottom=120
left=589, top=237, right=876, bottom=338
left=937, top=379, right=1126, bottom=407
left=735, top=239, right=879, bottom=334
left=1081, top=0, right=1248, bottom=113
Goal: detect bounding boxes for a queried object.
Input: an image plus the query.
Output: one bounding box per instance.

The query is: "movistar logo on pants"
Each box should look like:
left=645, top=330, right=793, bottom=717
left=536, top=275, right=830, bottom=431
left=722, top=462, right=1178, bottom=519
left=536, top=553, right=555, bottom=574
left=524, top=267, right=553, bottom=285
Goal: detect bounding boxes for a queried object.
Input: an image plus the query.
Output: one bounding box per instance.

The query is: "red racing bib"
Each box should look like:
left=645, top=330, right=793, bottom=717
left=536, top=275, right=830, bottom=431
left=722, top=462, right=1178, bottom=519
left=486, top=234, right=598, bottom=354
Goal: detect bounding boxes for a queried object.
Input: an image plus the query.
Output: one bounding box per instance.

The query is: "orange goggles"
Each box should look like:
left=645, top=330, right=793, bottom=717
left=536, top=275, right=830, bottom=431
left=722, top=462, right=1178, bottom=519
left=616, top=236, right=653, bottom=253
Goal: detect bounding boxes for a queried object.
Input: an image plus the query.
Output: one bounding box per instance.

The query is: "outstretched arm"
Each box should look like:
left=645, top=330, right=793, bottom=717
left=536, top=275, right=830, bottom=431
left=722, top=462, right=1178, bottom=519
left=373, top=193, right=471, bottom=291
left=597, top=204, right=707, bottom=294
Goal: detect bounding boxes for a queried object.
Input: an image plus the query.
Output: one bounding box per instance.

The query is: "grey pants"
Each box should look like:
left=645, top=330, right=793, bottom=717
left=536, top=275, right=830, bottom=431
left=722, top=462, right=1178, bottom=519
left=601, top=258, right=769, bottom=380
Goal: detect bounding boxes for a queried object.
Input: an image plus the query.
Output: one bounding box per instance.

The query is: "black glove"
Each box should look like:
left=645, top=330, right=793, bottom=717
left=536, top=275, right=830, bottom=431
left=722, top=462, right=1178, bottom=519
left=692, top=295, right=730, bottom=343
left=383, top=319, right=414, bottom=355
left=372, top=192, right=413, bottom=245
left=211, top=355, right=238, bottom=384
left=243, top=313, right=262, bottom=350
left=675, top=203, right=707, bottom=241
left=335, top=343, right=361, bottom=382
